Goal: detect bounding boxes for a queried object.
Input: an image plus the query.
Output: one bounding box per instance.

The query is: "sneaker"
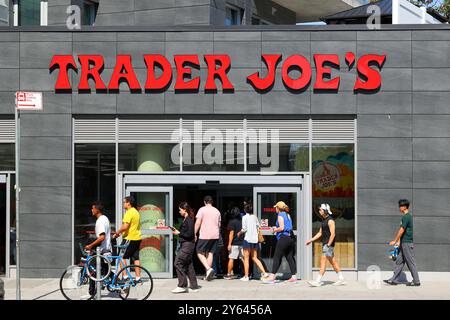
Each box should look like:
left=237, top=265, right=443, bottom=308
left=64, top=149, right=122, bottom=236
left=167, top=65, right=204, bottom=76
left=406, top=282, right=421, bottom=287
left=264, top=274, right=276, bottom=282
left=240, top=276, right=250, bottom=282
left=206, top=268, right=215, bottom=281
left=223, top=274, right=233, bottom=280
left=308, top=280, right=324, bottom=287
left=188, top=288, right=199, bottom=293
left=287, top=277, right=298, bottom=283
left=260, top=274, right=269, bottom=281
left=171, top=287, right=187, bottom=294
left=262, top=279, right=276, bottom=284
left=333, top=279, right=347, bottom=286
left=383, top=279, right=398, bottom=286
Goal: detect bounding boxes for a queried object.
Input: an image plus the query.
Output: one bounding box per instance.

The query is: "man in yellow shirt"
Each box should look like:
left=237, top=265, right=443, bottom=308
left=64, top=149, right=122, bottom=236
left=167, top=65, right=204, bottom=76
left=113, top=196, right=142, bottom=280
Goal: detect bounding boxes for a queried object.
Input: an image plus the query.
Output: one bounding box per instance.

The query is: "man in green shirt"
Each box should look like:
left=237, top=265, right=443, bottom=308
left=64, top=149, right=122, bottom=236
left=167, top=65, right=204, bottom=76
left=384, top=199, right=421, bottom=286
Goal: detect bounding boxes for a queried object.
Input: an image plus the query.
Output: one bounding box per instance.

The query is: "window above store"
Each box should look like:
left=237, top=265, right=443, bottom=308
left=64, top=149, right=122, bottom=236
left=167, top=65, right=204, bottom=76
left=75, top=0, right=98, bottom=26
left=225, top=5, right=244, bottom=25
left=16, top=0, right=43, bottom=26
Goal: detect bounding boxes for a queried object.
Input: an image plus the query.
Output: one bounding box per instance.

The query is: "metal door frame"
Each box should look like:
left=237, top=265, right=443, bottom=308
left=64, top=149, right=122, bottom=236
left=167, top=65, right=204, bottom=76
left=120, top=173, right=310, bottom=279
left=124, top=186, right=174, bottom=279
left=253, top=186, right=312, bottom=280
left=0, top=173, right=11, bottom=277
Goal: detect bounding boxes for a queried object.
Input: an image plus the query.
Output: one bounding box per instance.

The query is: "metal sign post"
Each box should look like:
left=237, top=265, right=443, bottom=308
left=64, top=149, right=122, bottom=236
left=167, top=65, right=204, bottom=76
left=14, top=106, right=20, bottom=300
left=14, top=92, right=43, bottom=300
left=96, top=247, right=101, bottom=300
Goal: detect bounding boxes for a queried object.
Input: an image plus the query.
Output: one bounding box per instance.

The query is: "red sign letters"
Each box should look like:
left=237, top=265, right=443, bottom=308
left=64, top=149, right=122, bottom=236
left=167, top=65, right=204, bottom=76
left=49, top=53, right=386, bottom=92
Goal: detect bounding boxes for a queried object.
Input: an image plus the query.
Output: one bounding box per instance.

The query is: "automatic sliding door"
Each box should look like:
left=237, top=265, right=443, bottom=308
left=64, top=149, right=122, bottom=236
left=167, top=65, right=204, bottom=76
left=125, top=186, right=173, bottom=278
left=254, top=187, right=304, bottom=279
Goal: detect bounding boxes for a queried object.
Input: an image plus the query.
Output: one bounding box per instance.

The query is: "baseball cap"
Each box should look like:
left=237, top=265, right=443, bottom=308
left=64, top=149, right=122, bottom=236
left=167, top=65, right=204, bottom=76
left=319, top=203, right=333, bottom=215
left=273, top=201, right=288, bottom=210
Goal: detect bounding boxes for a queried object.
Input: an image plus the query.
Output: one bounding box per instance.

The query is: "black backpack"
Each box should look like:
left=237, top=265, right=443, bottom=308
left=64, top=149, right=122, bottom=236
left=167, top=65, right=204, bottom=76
left=287, top=214, right=296, bottom=241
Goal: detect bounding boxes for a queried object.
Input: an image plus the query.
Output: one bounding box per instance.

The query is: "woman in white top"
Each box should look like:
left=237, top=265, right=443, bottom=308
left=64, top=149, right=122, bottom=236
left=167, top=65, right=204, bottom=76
left=237, top=203, right=269, bottom=281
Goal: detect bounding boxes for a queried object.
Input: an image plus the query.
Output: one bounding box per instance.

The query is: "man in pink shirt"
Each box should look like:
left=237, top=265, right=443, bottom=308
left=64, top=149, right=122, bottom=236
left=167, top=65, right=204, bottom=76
left=195, top=195, right=221, bottom=281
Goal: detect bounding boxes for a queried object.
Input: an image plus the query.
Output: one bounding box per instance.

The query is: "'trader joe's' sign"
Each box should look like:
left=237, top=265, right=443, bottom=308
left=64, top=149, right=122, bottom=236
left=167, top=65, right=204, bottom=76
left=49, top=53, right=386, bottom=92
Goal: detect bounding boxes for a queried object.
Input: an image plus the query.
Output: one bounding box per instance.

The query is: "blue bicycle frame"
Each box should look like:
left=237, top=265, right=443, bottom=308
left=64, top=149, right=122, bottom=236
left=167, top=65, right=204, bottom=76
left=78, top=244, right=137, bottom=291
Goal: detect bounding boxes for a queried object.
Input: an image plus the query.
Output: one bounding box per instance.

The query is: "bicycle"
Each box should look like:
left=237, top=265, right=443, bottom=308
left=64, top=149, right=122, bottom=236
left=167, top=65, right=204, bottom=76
left=59, top=244, right=153, bottom=300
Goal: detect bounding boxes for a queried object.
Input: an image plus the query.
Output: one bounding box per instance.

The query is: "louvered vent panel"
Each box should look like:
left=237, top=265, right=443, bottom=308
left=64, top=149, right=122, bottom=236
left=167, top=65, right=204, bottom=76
left=74, top=119, right=116, bottom=142
left=0, top=120, right=15, bottom=142
left=312, top=120, right=355, bottom=141
left=246, top=120, right=309, bottom=142
left=119, top=119, right=180, bottom=142
left=182, top=120, right=244, bottom=142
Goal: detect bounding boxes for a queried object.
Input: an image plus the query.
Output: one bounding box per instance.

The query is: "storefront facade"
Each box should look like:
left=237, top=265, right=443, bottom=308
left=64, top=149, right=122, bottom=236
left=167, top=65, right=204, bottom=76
left=0, top=25, right=450, bottom=278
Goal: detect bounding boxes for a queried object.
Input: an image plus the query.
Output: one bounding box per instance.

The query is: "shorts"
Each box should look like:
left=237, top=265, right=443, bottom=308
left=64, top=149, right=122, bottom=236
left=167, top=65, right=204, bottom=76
left=122, top=239, right=141, bottom=261
left=228, top=245, right=243, bottom=259
left=322, top=244, right=334, bottom=257
left=242, top=240, right=259, bottom=250
left=196, top=239, right=218, bottom=254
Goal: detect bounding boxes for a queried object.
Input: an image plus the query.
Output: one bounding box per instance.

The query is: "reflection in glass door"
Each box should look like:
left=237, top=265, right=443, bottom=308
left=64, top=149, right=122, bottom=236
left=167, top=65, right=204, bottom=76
left=254, top=187, right=306, bottom=279
left=125, top=186, right=173, bottom=278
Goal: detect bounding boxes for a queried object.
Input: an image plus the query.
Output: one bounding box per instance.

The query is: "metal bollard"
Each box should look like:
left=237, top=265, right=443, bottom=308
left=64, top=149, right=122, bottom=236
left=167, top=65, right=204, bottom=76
left=96, top=247, right=101, bottom=301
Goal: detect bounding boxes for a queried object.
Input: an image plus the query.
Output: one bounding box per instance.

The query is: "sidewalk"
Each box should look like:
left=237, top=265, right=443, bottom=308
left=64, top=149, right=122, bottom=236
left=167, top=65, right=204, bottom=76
left=2, top=277, right=450, bottom=300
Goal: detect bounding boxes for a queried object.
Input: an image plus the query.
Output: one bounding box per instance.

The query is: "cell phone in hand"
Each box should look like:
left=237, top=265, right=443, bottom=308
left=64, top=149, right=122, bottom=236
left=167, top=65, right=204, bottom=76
left=168, top=226, right=176, bottom=231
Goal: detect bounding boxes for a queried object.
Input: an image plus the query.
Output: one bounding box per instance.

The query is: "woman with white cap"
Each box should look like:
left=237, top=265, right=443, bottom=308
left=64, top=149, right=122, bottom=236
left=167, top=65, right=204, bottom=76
left=306, top=203, right=346, bottom=287
left=264, top=201, right=297, bottom=283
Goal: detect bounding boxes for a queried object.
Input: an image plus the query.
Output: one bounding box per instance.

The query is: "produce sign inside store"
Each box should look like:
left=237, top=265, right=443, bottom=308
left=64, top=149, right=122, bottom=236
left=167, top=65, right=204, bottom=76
left=49, top=53, right=386, bottom=92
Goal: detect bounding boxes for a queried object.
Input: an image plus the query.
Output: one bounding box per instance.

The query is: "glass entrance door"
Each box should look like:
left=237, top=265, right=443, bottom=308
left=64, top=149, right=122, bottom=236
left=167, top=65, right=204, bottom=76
left=254, top=187, right=308, bottom=280
left=125, top=186, right=173, bottom=278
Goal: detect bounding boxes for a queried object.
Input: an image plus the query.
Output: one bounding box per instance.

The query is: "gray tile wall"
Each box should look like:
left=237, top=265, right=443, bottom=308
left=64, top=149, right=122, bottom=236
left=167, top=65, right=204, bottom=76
left=95, top=0, right=213, bottom=26
left=1, top=27, right=449, bottom=276
left=0, top=31, right=73, bottom=276
left=93, top=0, right=296, bottom=27
left=210, top=0, right=296, bottom=26
left=48, top=0, right=72, bottom=26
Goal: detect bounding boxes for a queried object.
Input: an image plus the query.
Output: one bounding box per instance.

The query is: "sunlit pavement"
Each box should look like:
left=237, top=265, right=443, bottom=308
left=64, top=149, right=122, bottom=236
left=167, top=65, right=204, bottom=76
left=2, top=277, right=450, bottom=300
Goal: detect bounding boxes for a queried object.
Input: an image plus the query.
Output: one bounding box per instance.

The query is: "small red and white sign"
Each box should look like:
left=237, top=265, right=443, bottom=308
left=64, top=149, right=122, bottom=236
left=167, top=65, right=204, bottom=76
left=15, top=92, right=43, bottom=110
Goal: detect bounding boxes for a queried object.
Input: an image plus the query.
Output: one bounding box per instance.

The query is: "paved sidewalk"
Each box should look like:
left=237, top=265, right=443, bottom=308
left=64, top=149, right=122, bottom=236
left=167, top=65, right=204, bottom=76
left=2, top=277, right=450, bottom=300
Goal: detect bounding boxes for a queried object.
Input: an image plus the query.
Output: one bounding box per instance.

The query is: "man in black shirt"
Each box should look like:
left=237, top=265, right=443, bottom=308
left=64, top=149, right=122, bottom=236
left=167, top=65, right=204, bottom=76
left=306, top=203, right=346, bottom=287
left=224, top=207, right=244, bottom=280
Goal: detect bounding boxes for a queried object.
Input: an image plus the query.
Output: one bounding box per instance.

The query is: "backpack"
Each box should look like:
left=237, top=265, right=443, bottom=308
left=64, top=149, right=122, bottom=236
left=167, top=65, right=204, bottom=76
left=286, top=214, right=296, bottom=241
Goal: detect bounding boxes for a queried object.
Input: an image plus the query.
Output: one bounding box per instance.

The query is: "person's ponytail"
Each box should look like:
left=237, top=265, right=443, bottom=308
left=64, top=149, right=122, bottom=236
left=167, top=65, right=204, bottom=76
left=179, top=201, right=195, bottom=219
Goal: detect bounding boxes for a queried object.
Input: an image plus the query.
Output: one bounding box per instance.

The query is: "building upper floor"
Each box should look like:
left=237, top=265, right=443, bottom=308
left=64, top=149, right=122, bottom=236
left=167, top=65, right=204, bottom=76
left=0, top=0, right=367, bottom=27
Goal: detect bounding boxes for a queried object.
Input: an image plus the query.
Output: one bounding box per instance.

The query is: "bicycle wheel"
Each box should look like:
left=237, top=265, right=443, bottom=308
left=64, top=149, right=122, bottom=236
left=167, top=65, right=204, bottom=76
left=85, top=255, right=111, bottom=282
left=114, top=265, right=153, bottom=300
left=59, top=266, right=93, bottom=300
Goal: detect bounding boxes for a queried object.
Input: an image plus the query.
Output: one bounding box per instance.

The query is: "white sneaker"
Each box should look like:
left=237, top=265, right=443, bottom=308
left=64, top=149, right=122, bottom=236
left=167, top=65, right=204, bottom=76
left=240, top=276, right=250, bottom=282
left=333, top=280, right=347, bottom=286
left=206, top=268, right=215, bottom=281
left=308, top=280, right=324, bottom=287
left=188, top=288, right=199, bottom=293
left=171, top=287, right=187, bottom=294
